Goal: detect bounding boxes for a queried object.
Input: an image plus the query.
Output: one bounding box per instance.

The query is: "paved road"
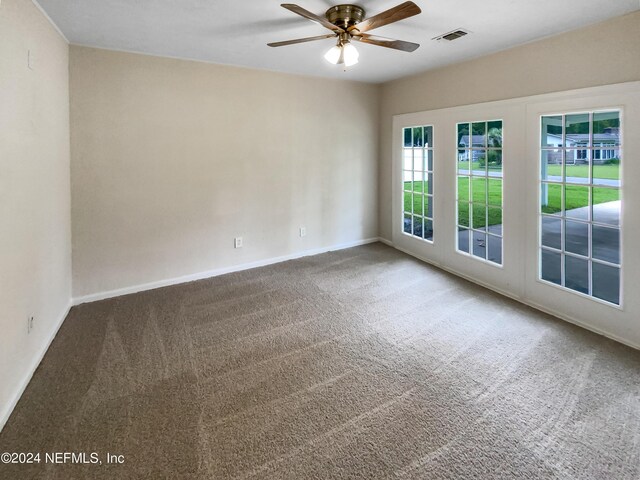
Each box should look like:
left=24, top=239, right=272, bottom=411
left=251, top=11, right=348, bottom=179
left=544, top=175, right=620, bottom=187
left=458, top=171, right=620, bottom=187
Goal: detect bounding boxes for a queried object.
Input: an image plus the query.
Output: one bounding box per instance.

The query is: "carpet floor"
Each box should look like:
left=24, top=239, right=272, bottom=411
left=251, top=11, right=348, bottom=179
left=1, top=243, right=639, bottom=479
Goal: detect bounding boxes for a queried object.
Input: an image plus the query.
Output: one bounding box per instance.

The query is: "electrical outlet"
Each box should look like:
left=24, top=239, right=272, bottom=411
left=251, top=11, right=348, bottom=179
left=234, top=237, right=243, bottom=249
left=28, top=49, right=34, bottom=70
left=299, top=227, right=306, bottom=237
left=27, top=316, right=34, bottom=334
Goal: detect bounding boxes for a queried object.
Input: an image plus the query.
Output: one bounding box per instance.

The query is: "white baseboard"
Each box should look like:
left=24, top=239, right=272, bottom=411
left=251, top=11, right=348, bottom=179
left=73, top=237, right=381, bottom=305
left=391, top=244, right=640, bottom=352
left=378, top=237, right=394, bottom=247
left=0, top=300, right=72, bottom=432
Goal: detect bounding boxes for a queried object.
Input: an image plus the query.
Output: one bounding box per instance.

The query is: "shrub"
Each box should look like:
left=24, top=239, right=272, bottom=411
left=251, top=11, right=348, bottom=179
left=487, top=150, right=501, bottom=166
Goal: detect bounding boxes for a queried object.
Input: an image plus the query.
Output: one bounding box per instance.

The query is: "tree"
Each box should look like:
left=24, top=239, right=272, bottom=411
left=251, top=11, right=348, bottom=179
left=487, top=127, right=502, bottom=148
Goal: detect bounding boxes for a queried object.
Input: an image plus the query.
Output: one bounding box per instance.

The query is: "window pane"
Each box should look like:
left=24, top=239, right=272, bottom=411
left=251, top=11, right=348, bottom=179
left=564, top=151, right=590, bottom=185
left=458, top=201, right=469, bottom=227
left=592, top=151, right=620, bottom=187
left=488, top=207, right=502, bottom=236
left=487, top=234, right=502, bottom=265
left=458, top=228, right=470, bottom=253
left=487, top=149, right=502, bottom=175
left=426, top=172, right=434, bottom=196
left=472, top=122, right=486, bottom=148
left=471, top=177, right=487, bottom=203
left=403, top=170, right=412, bottom=185
left=487, top=178, right=502, bottom=207
left=458, top=176, right=470, bottom=202
left=593, top=188, right=620, bottom=226
left=542, top=116, right=563, bottom=147
left=458, top=149, right=470, bottom=173
left=424, top=219, right=434, bottom=241
left=424, top=126, right=434, bottom=148
left=541, top=150, right=562, bottom=182
left=593, top=111, right=620, bottom=145
left=592, top=263, right=620, bottom=305
left=592, top=225, right=620, bottom=265
left=426, top=150, right=433, bottom=172
left=424, top=195, right=433, bottom=219
left=403, top=192, right=412, bottom=213
left=413, top=216, right=423, bottom=237
left=564, top=220, right=589, bottom=257
left=472, top=204, right=487, bottom=231
left=541, top=216, right=562, bottom=250
left=413, top=170, right=425, bottom=192
left=403, top=214, right=412, bottom=234
left=565, top=255, right=589, bottom=294
left=457, top=123, right=470, bottom=146
left=473, top=231, right=487, bottom=259
left=565, top=186, right=589, bottom=221
left=488, top=120, right=503, bottom=148
left=412, top=148, right=424, bottom=172
left=413, top=193, right=423, bottom=216
left=541, top=249, right=562, bottom=285
left=412, top=127, right=424, bottom=147
left=565, top=113, right=590, bottom=147
left=403, top=128, right=412, bottom=148
left=541, top=183, right=562, bottom=215
left=403, top=149, right=413, bottom=170
left=474, top=150, right=488, bottom=175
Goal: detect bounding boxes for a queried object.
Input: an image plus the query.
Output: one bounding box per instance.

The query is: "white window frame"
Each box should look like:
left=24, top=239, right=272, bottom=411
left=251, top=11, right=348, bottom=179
left=538, top=110, right=623, bottom=307
left=455, top=119, right=504, bottom=267
left=401, top=125, right=435, bottom=243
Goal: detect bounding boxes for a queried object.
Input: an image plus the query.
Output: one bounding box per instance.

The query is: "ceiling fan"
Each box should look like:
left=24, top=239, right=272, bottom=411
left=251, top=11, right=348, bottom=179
left=267, top=2, right=422, bottom=67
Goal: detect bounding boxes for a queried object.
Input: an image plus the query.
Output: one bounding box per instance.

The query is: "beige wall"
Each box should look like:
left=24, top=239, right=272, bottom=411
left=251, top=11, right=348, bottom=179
left=70, top=46, right=380, bottom=298
left=379, top=11, right=640, bottom=240
left=0, top=0, right=71, bottom=428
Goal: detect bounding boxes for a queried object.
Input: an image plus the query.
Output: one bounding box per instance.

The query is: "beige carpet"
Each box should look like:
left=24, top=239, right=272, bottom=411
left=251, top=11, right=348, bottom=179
left=1, top=243, right=639, bottom=479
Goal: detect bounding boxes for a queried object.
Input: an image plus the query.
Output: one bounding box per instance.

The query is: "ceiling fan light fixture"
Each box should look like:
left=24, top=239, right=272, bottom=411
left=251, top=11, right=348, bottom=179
left=342, top=42, right=359, bottom=66
left=325, top=32, right=359, bottom=67
left=324, top=44, right=343, bottom=64
left=270, top=2, right=422, bottom=66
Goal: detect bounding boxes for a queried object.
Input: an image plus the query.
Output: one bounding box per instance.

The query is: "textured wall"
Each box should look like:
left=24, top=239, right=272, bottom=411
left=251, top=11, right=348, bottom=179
left=0, top=0, right=71, bottom=428
left=70, top=46, right=380, bottom=297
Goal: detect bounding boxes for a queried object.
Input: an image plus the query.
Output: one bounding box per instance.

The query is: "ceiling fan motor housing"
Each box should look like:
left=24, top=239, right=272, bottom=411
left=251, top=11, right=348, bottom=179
left=325, top=4, right=365, bottom=30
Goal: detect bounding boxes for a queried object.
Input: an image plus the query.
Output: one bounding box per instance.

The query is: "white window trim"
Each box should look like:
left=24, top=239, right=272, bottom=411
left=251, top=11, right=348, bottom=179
left=455, top=119, right=504, bottom=267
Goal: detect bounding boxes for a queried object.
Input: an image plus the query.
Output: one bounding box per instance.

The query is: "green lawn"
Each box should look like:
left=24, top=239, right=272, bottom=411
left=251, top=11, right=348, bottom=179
left=541, top=185, right=619, bottom=215
left=404, top=178, right=620, bottom=228
left=457, top=160, right=502, bottom=172
left=404, top=178, right=503, bottom=228
left=459, top=162, right=620, bottom=181
left=545, top=164, right=619, bottom=180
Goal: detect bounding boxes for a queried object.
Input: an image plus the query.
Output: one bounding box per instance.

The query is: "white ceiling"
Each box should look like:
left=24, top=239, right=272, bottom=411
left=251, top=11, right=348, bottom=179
left=37, top=0, right=640, bottom=83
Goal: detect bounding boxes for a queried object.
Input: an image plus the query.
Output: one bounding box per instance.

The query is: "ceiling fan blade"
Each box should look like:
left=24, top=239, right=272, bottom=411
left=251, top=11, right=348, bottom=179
left=352, top=33, right=420, bottom=52
left=348, top=1, right=421, bottom=34
left=268, top=34, right=335, bottom=47
left=281, top=4, right=343, bottom=33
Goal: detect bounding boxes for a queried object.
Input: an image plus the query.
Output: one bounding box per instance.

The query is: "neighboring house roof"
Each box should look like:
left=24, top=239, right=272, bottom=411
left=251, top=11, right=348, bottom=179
left=459, top=135, right=487, bottom=148
left=566, top=133, right=620, bottom=145
left=545, top=131, right=620, bottom=146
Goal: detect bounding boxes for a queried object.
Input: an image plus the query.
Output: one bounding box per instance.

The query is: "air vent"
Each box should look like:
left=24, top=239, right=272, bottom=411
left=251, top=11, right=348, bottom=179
left=433, top=29, right=469, bottom=42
